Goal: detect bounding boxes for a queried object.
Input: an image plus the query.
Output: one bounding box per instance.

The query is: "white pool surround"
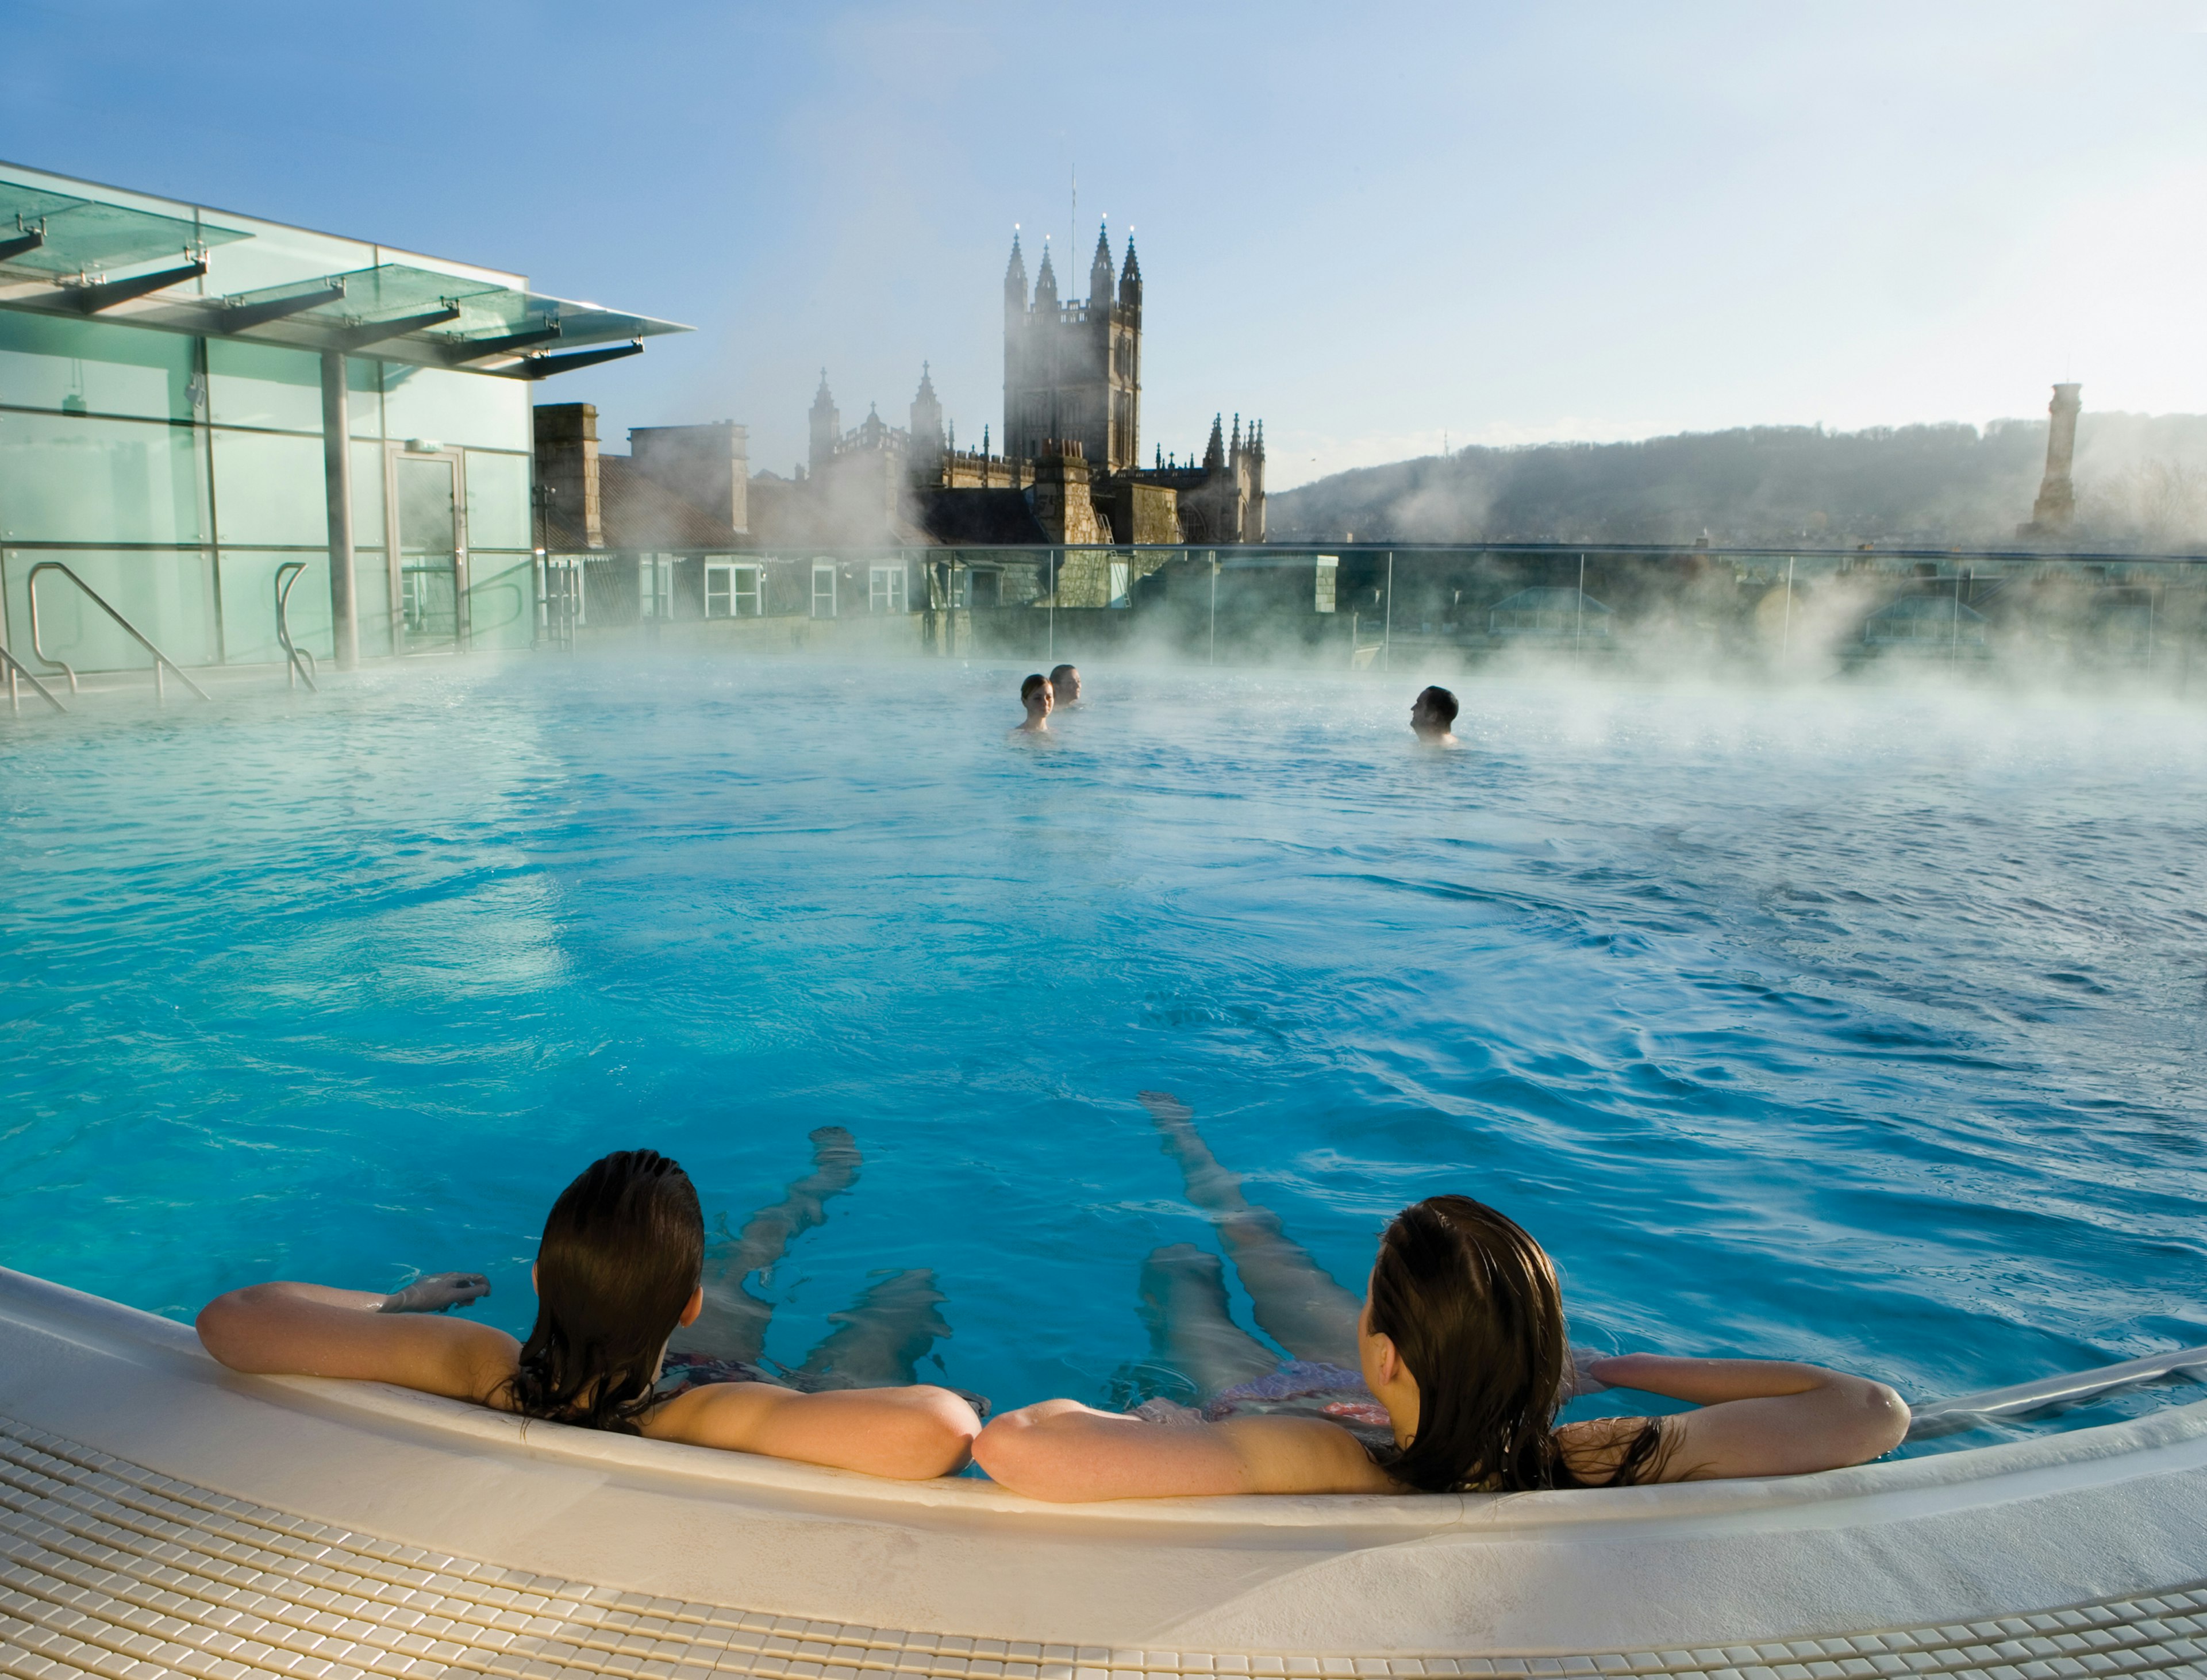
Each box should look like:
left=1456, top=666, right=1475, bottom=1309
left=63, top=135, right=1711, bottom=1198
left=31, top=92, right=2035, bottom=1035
left=1, top=1266, right=2203, bottom=1679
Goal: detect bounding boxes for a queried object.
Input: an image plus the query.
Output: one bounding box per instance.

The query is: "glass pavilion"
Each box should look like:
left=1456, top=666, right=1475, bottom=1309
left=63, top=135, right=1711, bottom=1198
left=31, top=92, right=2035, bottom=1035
left=0, top=161, right=685, bottom=681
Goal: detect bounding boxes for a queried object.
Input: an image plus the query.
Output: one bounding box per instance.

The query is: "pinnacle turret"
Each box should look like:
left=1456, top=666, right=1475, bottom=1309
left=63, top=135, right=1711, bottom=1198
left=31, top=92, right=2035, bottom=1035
left=1089, top=219, right=1114, bottom=306
left=1033, top=239, right=1059, bottom=311
left=1003, top=230, right=1028, bottom=316
left=1118, top=232, right=1142, bottom=309
left=808, top=369, right=840, bottom=477
left=909, top=361, right=944, bottom=471
left=1203, top=413, right=1225, bottom=471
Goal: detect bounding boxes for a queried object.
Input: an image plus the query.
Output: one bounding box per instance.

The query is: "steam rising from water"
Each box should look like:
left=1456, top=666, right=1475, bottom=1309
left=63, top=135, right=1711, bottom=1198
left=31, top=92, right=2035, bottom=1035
left=0, top=658, right=2200, bottom=1436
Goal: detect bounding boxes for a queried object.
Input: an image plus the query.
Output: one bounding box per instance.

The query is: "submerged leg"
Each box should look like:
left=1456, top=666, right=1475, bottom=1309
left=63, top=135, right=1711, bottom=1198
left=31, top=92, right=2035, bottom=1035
left=681, top=1126, right=863, bottom=1363
left=791, top=1268, right=953, bottom=1389
left=1138, top=1091, right=1363, bottom=1370
left=1138, top=1241, right=1283, bottom=1401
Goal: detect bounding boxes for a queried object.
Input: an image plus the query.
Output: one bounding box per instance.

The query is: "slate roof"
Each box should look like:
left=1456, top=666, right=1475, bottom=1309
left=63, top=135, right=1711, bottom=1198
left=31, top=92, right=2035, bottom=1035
left=913, top=488, right=1049, bottom=547
left=543, top=455, right=747, bottom=552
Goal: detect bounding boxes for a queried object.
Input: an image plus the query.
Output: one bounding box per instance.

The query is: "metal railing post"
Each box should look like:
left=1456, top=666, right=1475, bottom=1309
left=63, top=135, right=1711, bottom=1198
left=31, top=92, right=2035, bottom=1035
left=1208, top=549, right=1217, bottom=666
left=0, top=641, right=65, bottom=714
left=1382, top=551, right=1394, bottom=671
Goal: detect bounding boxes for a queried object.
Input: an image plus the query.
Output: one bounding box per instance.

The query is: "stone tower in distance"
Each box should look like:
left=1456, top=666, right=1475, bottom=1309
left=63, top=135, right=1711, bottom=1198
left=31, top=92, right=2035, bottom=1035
left=1002, top=222, right=1143, bottom=473
left=2023, top=382, right=2082, bottom=536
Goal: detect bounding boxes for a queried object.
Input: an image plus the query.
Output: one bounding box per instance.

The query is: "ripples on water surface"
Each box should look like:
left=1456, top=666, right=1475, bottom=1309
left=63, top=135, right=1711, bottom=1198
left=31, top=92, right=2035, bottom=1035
left=2, top=658, right=2202, bottom=1450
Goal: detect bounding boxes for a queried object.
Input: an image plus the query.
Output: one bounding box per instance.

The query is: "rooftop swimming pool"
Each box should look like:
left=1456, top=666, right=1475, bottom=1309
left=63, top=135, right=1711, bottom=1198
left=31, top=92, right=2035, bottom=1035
left=2, top=658, right=2201, bottom=1454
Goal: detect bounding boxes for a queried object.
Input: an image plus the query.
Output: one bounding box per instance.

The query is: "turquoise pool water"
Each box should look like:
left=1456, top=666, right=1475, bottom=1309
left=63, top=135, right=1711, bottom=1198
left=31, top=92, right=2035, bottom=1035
left=2, top=658, right=2202, bottom=1450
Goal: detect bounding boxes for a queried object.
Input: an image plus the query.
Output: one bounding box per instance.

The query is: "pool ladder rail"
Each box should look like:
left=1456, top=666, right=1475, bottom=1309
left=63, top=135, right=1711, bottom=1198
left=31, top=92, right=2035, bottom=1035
left=274, top=560, right=318, bottom=692
left=1904, top=1341, right=2207, bottom=1441
left=26, top=559, right=212, bottom=705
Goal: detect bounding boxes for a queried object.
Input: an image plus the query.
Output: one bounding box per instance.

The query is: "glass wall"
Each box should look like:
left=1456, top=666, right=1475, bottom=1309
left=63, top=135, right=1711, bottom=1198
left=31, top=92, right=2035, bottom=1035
left=0, top=172, right=537, bottom=675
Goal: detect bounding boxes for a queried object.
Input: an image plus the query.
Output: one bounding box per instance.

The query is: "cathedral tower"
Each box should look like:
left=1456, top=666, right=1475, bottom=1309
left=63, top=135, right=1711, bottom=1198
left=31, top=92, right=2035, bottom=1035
left=1003, top=221, right=1141, bottom=474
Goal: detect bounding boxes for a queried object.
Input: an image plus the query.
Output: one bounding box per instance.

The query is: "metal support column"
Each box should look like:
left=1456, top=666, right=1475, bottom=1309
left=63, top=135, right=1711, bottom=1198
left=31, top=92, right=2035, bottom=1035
left=319, top=351, right=360, bottom=670
left=1780, top=556, right=1795, bottom=662
left=1382, top=551, right=1394, bottom=671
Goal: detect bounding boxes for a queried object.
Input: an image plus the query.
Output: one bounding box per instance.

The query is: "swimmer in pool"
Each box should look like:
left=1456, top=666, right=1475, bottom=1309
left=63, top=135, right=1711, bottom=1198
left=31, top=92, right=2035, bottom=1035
left=196, top=1149, right=979, bottom=1479
left=1013, top=672, right=1053, bottom=735
left=1049, top=664, right=1082, bottom=708
left=1410, top=685, right=1459, bottom=745
left=971, top=1098, right=1907, bottom=1500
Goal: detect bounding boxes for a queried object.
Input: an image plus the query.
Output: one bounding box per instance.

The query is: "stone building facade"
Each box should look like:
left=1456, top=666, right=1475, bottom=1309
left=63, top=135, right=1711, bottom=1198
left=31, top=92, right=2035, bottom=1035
left=736, top=228, right=1266, bottom=550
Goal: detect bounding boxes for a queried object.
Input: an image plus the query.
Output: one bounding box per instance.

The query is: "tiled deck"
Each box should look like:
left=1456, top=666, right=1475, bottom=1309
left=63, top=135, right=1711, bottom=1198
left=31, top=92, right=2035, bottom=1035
left=4, top=1414, right=2206, bottom=1680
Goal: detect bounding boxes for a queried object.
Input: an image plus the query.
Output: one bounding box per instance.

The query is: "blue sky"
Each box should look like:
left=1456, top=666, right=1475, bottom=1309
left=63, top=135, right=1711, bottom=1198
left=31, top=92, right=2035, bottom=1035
left=6, top=0, right=2203, bottom=488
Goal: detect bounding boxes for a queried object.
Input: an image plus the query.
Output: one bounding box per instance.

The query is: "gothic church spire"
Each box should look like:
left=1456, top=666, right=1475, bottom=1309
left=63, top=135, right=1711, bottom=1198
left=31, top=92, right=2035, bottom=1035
left=1004, top=230, right=1028, bottom=317
left=1089, top=219, right=1114, bottom=306
left=1033, top=239, right=1059, bottom=312
left=1118, top=231, right=1142, bottom=309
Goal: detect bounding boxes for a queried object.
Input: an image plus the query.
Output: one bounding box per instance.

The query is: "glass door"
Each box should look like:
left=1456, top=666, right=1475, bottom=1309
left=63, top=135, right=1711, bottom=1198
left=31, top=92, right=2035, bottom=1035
left=393, top=451, right=465, bottom=651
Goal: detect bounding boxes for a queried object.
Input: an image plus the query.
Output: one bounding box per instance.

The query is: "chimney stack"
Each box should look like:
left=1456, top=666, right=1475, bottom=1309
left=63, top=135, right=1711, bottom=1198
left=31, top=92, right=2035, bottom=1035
left=533, top=403, right=603, bottom=549
left=1028, top=439, right=1105, bottom=545
left=630, top=420, right=751, bottom=535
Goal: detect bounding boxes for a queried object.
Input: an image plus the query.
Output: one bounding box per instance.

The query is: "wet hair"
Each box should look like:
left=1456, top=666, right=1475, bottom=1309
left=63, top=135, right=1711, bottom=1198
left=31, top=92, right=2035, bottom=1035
left=1414, top=685, right=1459, bottom=725
left=1049, top=663, right=1078, bottom=687
left=1020, top=673, right=1049, bottom=702
left=500, top=1150, right=704, bottom=1433
left=1366, top=1194, right=1664, bottom=1493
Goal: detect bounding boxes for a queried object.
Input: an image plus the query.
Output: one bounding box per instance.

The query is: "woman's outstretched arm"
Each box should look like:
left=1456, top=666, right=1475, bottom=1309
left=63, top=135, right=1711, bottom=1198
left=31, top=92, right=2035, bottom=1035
left=974, top=1400, right=1397, bottom=1501
left=1561, top=1354, right=1909, bottom=1483
left=647, top=1381, right=982, bottom=1480
left=195, top=1278, right=517, bottom=1406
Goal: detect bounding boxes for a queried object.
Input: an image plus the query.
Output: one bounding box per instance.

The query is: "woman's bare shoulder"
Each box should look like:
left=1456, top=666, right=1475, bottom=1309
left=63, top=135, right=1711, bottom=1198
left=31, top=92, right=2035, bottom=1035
left=1220, top=1414, right=1408, bottom=1495
left=639, top=1378, right=785, bottom=1440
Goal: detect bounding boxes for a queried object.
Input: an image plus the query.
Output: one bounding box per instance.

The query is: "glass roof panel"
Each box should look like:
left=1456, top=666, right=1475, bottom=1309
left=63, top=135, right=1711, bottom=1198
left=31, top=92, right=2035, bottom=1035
left=225, top=266, right=690, bottom=352
left=225, top=262, right=508, bottom=321
left=0, top=179, right=250, bottom=276
left=517, top=292, right=690, bottom=346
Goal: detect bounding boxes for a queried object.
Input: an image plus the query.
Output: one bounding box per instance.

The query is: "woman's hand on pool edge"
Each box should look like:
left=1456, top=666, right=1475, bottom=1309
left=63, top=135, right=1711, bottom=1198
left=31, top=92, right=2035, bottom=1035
left=647, top=1381, right=981, bottom=1480
left=378, top=1273, right=491, bottom=1314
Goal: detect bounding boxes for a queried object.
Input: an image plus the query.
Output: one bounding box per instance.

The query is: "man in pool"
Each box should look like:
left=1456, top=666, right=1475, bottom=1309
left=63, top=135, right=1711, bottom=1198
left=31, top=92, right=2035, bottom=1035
left=1013, top=672, right=1053, bottom=735
left=1048, top=664, right=1082, bottom=708
left=1410, top=685, right=1459, bottom=745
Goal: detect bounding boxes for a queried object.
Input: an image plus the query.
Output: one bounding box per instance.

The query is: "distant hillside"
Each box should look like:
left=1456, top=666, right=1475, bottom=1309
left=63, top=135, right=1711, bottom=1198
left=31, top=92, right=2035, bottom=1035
left=1270, top=414, right=2207, bottom=549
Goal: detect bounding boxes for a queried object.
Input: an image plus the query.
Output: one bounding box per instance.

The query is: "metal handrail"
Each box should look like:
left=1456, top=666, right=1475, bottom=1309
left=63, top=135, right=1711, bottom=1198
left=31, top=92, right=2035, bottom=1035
left=274, top=562, right=318, bottom=692
left=0, top=639, right=66, bottom=714
left=27, top=561, right=212, bottom=704
left=1904, top=1343, right=2207, bottom=1441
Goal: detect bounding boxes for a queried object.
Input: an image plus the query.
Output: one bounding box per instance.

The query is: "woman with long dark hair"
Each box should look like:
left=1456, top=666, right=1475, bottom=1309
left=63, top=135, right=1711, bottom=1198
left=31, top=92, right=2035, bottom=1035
left=974, top=1191, right=1909, bottom=1499
left=197, top=1150, right=979, bottom=1479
